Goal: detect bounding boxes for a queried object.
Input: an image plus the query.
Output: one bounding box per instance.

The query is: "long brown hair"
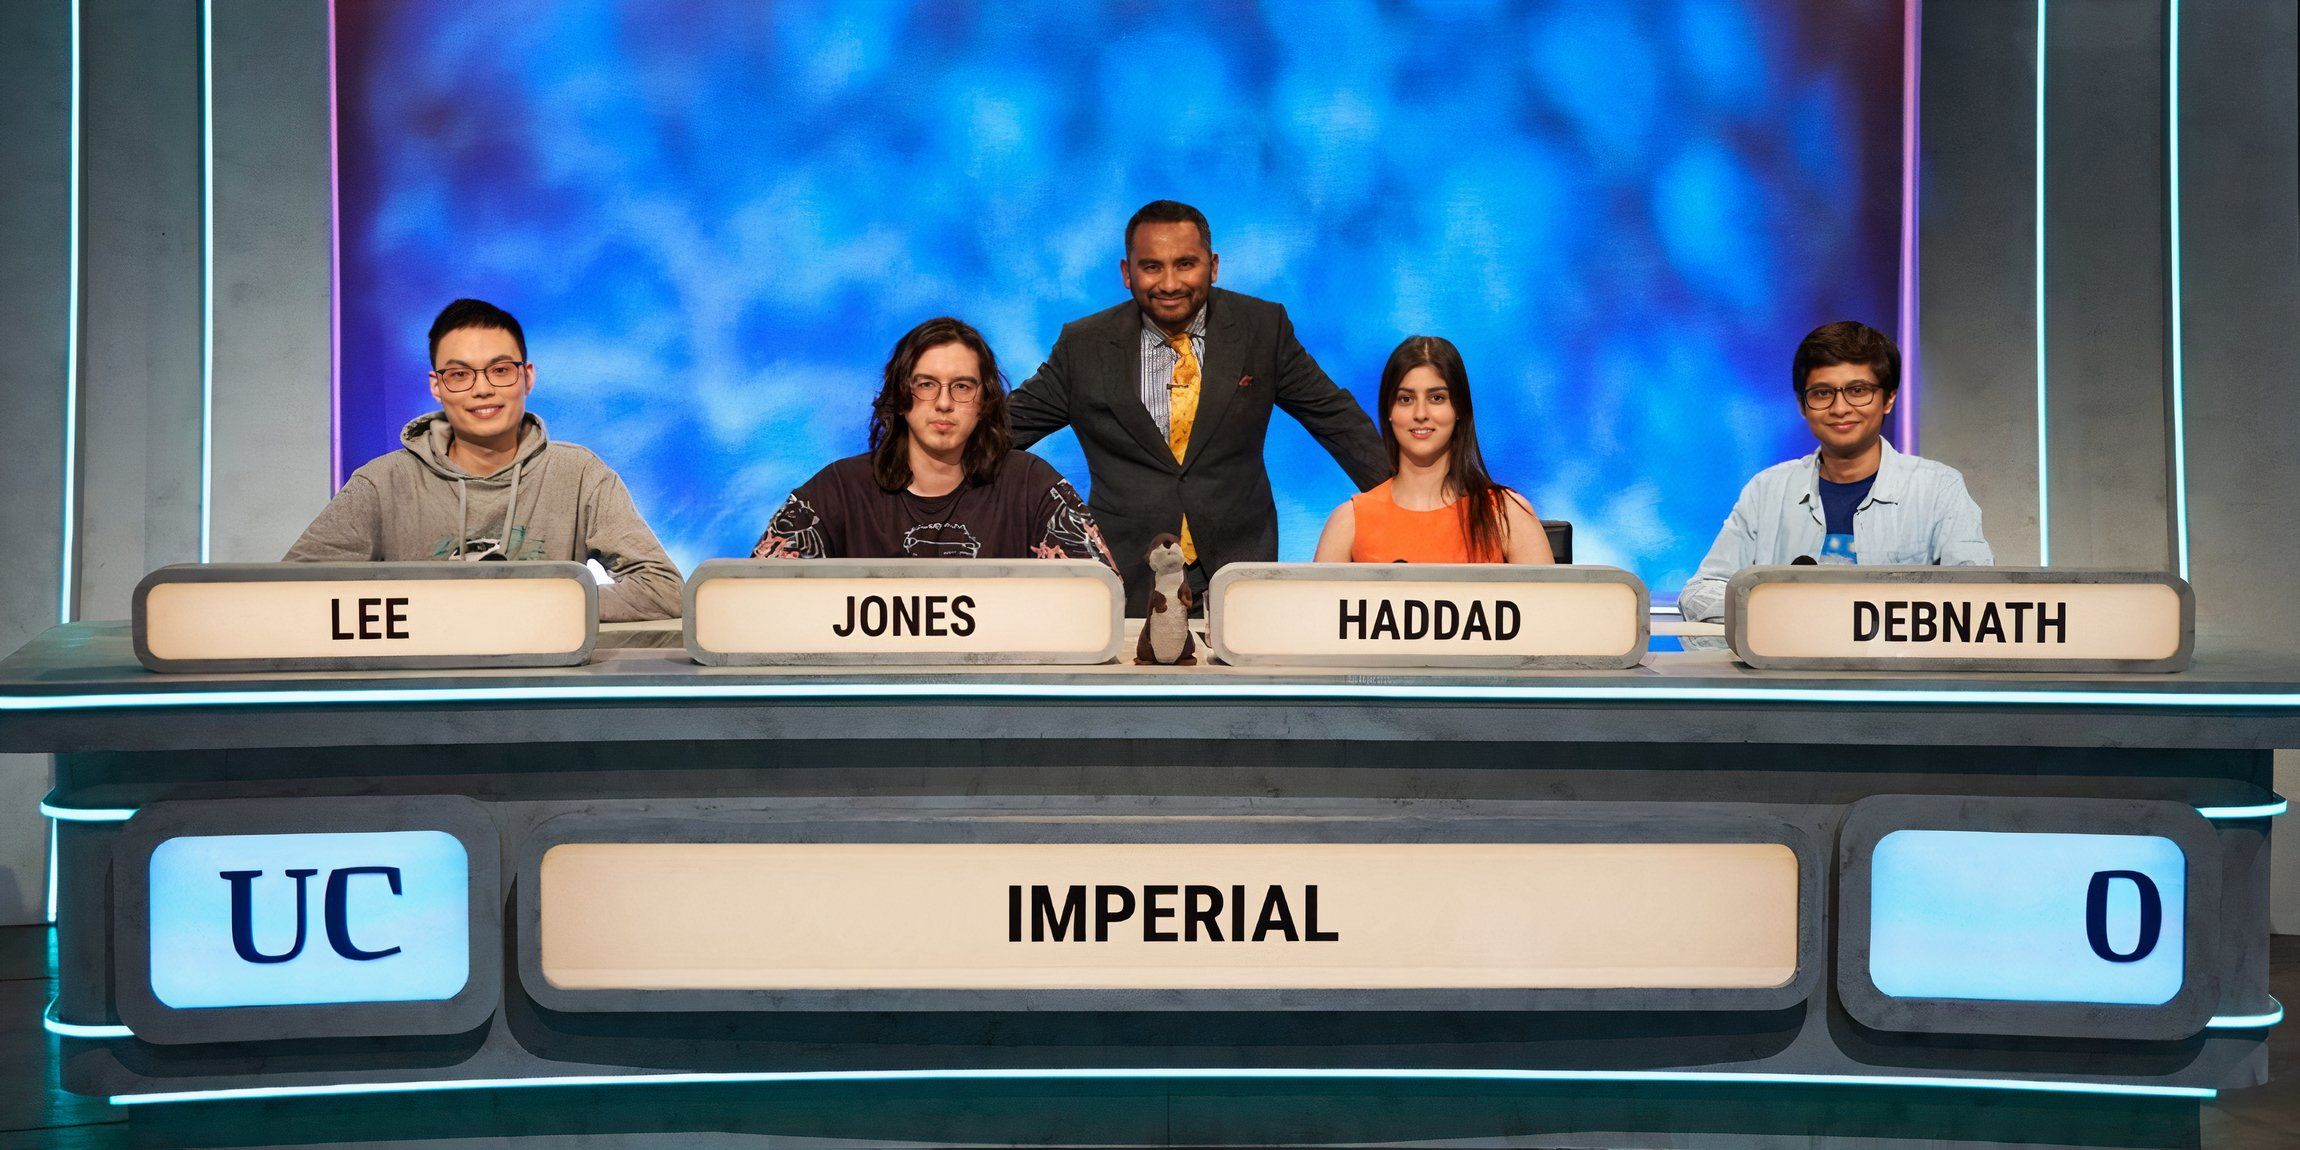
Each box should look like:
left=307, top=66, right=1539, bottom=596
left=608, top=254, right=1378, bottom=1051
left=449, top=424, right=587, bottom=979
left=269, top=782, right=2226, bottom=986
left=868, top=317, right=1014, bottom=492
left=1377, top=335, right=1513, bottom=561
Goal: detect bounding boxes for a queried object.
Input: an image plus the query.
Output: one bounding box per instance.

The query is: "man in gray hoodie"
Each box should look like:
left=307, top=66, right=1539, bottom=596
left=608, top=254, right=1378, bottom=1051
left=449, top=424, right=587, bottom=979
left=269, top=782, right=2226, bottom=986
left=285, top=299, right=684, bottom=621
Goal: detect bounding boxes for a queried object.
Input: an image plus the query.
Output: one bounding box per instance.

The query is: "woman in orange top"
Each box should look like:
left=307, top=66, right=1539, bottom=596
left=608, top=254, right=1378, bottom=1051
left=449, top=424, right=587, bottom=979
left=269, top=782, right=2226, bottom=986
left=1312, top=336, right=1554, bottom=564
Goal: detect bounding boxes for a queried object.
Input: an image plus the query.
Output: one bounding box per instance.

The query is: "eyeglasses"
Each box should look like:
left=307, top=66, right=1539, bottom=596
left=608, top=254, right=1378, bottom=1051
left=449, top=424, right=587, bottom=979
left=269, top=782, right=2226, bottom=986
left=1801, top=382, right=1883, bottom=410
left=910, top=377, right=982, bottom=405
left=432, top=360, right=528, bottom=393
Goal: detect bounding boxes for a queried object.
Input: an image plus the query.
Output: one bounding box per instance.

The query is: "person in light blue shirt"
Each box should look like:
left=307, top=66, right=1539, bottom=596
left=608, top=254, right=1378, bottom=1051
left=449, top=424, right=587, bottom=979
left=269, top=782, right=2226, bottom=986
left=1678, top=321, right=1993, bottom=623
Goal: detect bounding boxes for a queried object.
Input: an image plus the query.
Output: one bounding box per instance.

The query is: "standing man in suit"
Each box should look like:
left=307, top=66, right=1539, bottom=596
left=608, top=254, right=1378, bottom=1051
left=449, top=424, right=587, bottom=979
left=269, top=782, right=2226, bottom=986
left=1010, top=200, right=1388, bottom=613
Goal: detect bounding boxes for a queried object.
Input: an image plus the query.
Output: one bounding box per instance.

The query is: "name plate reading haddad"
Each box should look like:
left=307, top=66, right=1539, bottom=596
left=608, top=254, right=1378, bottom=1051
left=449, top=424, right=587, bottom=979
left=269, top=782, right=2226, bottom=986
left=537, top=841, right=1796, bottom=992
left=133, top=562, right=597, bottom=673
left=684, top=558, right=1126, bottom=665
left=1208, top=563, right=1648, bottom=668
left=1725, top=567, right=2191, bottom=672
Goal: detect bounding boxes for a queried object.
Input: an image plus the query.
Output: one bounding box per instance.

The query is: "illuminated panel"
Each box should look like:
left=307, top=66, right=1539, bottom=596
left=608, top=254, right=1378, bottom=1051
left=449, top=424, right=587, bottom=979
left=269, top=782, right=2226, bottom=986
left=687, top=559, right=1123, bottom=666
left=1209, top=564, right=1646, bottom=669
left=133, top=562, right=595, bottom=671
left=148, top=830, right=470, bottom=1009
left=1869, top=829, right=2183, bottom=1005
left=332, top=1, right=1906, bottom=592
left=540, top=841, right=1799, bottom=992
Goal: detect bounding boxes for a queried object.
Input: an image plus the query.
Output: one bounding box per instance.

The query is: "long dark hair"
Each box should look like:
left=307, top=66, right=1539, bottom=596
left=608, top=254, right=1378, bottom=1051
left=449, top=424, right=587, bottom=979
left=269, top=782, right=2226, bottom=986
left=1377, top=335, right=1513, bottom=562
left=868, top=317, right=1014, bottom=492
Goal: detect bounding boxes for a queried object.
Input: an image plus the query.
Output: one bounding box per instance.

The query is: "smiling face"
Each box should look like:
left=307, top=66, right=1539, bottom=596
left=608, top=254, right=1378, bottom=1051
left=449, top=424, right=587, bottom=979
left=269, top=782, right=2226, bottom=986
left=902, top=339, right=983, bottom=465
left=428, top=325, right=532, bottom=446
left=1389, top=364, right=1458, bottom=467
left=1799, top=361, right=1895, bottom=456
left=1121, top=220, right=1218, bottom=335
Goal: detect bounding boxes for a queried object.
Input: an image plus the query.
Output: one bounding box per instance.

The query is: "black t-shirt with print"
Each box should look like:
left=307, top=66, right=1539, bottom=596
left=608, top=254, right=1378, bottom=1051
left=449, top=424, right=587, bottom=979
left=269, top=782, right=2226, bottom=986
left=751, top=451, right=1115, bottom=568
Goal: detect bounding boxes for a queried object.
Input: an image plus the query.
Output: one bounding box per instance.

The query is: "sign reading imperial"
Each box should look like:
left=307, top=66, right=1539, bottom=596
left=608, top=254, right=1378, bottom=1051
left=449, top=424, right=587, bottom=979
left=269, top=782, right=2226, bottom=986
left=684, top=558, right=1125, bottom=665
left=536, top=841, right=1796, bottom=992
left=1726, top=567, right=2192, bottom=672
left=1208, top=563, right=1649, bottom=669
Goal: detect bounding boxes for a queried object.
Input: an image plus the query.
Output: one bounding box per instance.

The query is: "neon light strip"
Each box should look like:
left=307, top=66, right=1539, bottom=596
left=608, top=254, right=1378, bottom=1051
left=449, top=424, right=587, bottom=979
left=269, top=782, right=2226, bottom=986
left=1896, top=0, right=1921, bottom=451
left=38, top=801, right=136, bottom=823
left=198, top=0, right=215, bottom=562
left=48, top=997, right=2273, bottom=1046
left=2165, top=0, right=2191, bottom=580
left=7, top=681, right=2300, bottom=714
left=59, top=0, right=82, bottom=624
left=2206, top=998, right=2283, bottom=1030
left=2034, top=0, right=2050, bottom=566
left=44, top=821, right=58, bottom=925
left=326, top=0, right=343, bottom=488
left=37, top=792, right=2283, bottom=834
left=2195, top=798, right=2288, bottom=820
left=103, top=1065, right=2217, bottom=1106
left=44, top=1001, right=131, bottom=1040
left=42, top=793, right=2286, bottom=825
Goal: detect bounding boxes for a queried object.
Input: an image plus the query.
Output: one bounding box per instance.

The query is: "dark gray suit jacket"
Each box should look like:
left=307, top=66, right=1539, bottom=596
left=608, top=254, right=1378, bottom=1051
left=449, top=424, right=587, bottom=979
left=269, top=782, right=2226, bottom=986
left=1010, top=288, right=1388, bottom=613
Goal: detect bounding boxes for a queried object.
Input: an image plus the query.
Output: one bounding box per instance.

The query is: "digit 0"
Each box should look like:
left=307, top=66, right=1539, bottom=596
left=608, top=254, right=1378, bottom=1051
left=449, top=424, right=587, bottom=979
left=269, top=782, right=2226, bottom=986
left=2084, top=869, right=2163, bottom=963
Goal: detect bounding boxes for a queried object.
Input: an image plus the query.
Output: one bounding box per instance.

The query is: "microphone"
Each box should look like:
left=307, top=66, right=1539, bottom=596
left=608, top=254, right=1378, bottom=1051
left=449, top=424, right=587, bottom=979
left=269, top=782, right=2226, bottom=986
left=1791, top=555, right=1818, bottom=565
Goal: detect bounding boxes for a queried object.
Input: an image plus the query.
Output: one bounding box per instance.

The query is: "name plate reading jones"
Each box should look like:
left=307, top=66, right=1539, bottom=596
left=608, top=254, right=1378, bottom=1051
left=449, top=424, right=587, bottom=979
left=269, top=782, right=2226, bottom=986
left=1725, top=567, right=2191, bottom=672
left=1209, top=563, right=1648, bottom=668
left=684, top=558, right=1125, bottom=666
left=133, top=562, right=598, bottom=673
left=536, top=841, right=1798, bottom=996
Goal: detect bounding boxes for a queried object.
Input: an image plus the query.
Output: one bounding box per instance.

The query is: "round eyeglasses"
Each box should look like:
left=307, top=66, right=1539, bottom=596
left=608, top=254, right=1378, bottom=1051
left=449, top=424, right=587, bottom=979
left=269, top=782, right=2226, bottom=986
left=432, top=361, right=528, bottom=393
left=910, top=377, right=982, bottom=405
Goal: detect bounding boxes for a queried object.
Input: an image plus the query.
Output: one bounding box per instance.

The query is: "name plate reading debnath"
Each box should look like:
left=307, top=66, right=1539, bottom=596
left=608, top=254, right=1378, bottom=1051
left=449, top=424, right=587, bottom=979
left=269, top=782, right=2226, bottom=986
left=683, top=558, right=1125, bottom=666
left=538, top=841, right=1798, bottom=992
left=133, top=562, right=597, bottom=673
left=1208, top=563, right=1648, bottom=668
left=1725, top=567, right=2191, bottom=672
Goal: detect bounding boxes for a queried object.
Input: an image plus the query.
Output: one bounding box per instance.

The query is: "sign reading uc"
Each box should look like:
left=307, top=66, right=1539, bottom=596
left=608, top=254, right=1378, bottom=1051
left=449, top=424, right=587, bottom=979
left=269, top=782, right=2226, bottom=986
left=149, top=831, right=471, bottom=1008
left=1869, top=829, right=2184, bottom=1005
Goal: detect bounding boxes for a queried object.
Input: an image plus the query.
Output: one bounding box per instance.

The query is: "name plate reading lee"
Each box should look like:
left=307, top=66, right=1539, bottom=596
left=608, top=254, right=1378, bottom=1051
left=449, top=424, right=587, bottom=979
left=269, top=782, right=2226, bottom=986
left=1725, top=567, right=2191, bottom=672
left=1208, top=563, right=1648, bottom=668
left=132, top=562, right=597, bottom=673
left=684, top=558, right=1125, bottom=666
left=537, top=841, right=1797, bottom=993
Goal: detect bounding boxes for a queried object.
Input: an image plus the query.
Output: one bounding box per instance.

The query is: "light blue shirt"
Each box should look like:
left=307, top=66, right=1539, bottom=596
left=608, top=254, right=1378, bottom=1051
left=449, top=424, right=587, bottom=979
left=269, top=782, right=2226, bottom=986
left=1677, top=439, right=1994, bottom=622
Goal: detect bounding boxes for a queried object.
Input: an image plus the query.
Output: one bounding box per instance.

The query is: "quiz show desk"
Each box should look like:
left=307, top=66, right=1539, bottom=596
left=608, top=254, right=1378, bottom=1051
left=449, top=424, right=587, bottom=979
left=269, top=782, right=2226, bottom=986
left=2, top=561, right=2290, bottom=1148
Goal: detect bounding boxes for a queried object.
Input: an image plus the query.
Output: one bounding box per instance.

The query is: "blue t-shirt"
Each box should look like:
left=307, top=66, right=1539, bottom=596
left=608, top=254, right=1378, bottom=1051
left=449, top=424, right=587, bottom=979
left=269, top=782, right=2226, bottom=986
left=1817, top=474, right=1876, bottom=564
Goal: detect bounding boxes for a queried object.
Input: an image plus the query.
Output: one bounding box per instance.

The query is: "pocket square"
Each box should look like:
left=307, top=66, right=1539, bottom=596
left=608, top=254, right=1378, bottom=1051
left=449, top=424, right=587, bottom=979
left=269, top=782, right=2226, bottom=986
left=1237, top=374, right=1254, bottom=388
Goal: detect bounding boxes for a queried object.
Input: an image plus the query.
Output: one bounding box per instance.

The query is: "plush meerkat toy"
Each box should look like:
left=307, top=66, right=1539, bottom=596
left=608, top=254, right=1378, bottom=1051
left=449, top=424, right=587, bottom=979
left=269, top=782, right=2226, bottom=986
left=1136, top=533, right=1197, bottom=666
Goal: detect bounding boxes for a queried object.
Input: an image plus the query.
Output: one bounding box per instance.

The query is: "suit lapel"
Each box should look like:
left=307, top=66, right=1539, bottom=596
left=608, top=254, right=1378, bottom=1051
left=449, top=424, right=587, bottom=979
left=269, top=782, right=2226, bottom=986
left=1180, top=292, right=1245, bottom=472
left=1102, top=306, right=1182, bottom=470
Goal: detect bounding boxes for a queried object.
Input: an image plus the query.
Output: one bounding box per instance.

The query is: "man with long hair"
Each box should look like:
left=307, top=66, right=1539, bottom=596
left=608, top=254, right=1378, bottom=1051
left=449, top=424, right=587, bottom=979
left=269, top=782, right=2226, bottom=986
left=1010, top=200, right=1386, bottom=612
left=1677, top=321, right=1992, bottom=622
left=752, top=317, right=1114, bottom=567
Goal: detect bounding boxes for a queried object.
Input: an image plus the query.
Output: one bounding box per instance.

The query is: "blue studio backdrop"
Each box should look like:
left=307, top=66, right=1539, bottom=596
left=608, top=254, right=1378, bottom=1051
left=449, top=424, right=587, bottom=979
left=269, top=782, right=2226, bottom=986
left=335, top=0, right=1906, bottom=596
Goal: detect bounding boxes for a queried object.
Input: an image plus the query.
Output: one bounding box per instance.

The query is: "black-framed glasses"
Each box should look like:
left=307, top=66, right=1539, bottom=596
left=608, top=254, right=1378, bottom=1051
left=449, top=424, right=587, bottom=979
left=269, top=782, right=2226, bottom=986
left=432, top=360, right=528, bottom=393
left=910, top=376, right=982, bottom=405
left=1801, top=382, right=1882, bottom=410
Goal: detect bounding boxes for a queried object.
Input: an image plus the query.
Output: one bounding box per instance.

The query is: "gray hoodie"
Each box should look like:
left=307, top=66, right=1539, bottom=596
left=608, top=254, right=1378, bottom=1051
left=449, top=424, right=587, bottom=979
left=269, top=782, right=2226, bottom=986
left=285, top=412, right=684, bottom=621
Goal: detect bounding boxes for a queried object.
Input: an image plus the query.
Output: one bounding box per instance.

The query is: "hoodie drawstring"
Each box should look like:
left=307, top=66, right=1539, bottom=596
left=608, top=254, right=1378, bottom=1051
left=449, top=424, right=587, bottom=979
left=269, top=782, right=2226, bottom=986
left=454, top=480, right=470, bottom=559
left=502, top=459, right=520, bottom=557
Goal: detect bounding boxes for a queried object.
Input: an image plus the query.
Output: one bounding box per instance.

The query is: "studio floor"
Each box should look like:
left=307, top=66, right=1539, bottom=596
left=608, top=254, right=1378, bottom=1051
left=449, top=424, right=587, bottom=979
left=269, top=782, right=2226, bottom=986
left=1, top=927, right=2294, bottom=1149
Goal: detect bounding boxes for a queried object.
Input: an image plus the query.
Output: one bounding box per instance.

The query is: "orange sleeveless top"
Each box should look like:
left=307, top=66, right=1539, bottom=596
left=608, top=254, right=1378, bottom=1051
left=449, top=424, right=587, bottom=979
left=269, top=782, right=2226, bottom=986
left=1349, top=480, right=1500, bottom=563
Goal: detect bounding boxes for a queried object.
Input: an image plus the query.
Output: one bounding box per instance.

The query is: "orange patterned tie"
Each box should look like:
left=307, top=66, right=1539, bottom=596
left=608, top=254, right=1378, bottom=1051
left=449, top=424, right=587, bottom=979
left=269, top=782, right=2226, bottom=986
left=1166, top=331, right=1201, bottom=563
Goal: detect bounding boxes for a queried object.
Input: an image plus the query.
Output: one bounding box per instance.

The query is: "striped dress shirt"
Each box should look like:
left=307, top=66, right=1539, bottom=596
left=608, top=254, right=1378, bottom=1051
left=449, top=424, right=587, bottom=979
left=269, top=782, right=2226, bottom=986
left=1136, top=305, right=1209, bottom=438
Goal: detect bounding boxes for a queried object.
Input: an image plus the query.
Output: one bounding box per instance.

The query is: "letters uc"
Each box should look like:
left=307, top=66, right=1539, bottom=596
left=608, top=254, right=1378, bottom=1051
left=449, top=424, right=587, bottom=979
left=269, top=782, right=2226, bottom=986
left=222, top=866, right=406, bottom=964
